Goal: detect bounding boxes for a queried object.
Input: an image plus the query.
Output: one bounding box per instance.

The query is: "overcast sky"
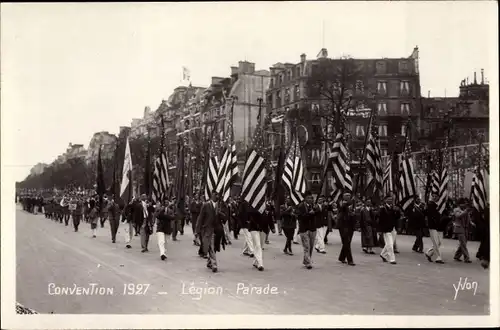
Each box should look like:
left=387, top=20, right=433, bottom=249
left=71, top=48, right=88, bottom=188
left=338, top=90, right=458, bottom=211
left=1, top=1, right=497, bottom=182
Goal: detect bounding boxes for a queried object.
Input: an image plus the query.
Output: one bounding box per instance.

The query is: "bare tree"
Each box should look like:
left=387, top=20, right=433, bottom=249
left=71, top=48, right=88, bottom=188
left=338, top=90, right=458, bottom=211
left=306, top=56, right=371, bottom=138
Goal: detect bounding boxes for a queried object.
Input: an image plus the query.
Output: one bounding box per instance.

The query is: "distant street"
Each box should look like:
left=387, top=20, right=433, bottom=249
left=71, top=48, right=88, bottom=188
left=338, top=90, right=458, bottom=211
left=16, top=206, right=489, bottom=315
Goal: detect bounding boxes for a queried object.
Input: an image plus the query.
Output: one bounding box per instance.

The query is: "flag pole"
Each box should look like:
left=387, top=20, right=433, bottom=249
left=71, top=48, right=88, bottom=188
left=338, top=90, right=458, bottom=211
left=353, top=107, right=375, bottom=197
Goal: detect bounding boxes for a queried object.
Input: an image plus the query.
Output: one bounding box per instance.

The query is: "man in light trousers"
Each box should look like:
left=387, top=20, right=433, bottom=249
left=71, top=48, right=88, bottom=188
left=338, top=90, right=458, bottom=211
left=314, top=197, right=327, bottom=254
left=238, top=199, right=255, bottom=257
left=379, top=195, right=399, bottom=264
left=425, top=193, right=445, bottom=264
left=297, top=192, right=317, bottom=269
left=248, top=206, right=265, bottom=271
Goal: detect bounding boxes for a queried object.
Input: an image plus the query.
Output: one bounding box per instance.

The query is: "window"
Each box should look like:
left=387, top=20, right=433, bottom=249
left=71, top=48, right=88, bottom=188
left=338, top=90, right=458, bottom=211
left=279, top=74, right=283, bottom=84
left=284, top=88, right=290, bottom=104
left=267, top=94, right=273, bottom=108
left=296, top=66, right=301, bottom=78
left=376, top=61, right=387, bottom=74
left=356, top=125, right=365, bottom=137
left=377, top=81, right=387, bottom=95
left=381, top=149, right=388, bottom=157
left=311, top=173, right=321, bottom=184
left=378, top=125, right=388, bottom=137
left=276, top=91, right=282, bottom=107
left=401, top=125, right=407, bottom=136
left=399, top=61, right=409, bottom=72
left=400, top=103, right=410, bottom=114
left=270, top=78, right=274, bottom=88
left=294, top=85, right=300, bottom=101
left=378, top=102, right=388, bottom=115
left=355, top=80, right=364, bottom=94
left=400, top=81, right=410, bottom=96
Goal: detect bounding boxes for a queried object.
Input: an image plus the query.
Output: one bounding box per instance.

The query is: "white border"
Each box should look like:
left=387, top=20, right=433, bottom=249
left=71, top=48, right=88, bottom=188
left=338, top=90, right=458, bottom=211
left=1, top=1, right=499, bottom=328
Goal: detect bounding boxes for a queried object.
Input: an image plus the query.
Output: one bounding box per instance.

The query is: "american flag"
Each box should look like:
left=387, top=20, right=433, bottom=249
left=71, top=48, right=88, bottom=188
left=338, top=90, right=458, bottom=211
left=204, top=125, right=220, bottom=201
left=282, top=136, right=306, bottom=206
left=241, top=109, right=267, bottom=213
left=152, top=118, right=170, bottom=203
left=471, top=169, right=487, bottom=212
left=436, top=167, right=449, bottom=214
left=328, top=133, right=352, bottom=193
left=216, top=100, right=239, bottom=202
left=382, top=161, right=392, bottom=195
left=365, top=127, right=383, bottom=194
left=431, top=170, right=440, bottom=195
left=397, top=125, right=417, bottom=211
left=153, top=118, right=170, bottom=203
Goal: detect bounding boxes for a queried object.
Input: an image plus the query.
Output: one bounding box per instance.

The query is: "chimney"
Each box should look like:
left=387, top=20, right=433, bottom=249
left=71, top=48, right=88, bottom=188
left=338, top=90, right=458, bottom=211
left=230, top=66, right=238, bottom=76
left=466, top=77, right=469, bottom=85
left=481, top=69, right=484, bottom=84
left=428, top=90, right=430, bottom=98
left=474, top=72, right=477, bottom=84
left=300, top=53, right=306, bottom=63
left=238, top=61, right=255, bottom=74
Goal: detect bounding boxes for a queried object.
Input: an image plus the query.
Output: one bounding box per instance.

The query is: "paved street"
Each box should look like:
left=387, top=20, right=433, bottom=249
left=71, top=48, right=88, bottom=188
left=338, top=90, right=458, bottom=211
left=16, top=206, right=489, bottom=315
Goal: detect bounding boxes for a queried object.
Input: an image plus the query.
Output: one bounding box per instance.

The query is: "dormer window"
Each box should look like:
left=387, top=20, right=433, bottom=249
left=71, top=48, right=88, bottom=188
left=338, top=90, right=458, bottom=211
left=376, top=61, right=387, bottom=74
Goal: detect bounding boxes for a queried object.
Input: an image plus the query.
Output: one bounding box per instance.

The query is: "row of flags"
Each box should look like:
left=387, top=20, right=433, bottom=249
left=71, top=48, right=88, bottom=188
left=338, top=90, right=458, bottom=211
left=99, top=99, right=487, bottom=217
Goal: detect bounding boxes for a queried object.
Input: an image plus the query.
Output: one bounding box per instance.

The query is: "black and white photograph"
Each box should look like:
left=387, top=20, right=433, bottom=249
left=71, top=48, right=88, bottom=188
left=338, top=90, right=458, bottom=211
left=1, top=1, right=498, bottom=328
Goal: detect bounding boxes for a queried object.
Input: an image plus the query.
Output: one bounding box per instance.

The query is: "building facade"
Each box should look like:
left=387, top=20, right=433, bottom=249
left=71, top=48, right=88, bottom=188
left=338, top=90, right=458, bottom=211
left=265, top=47, right=422, bottom=192
left=30, top=163, right=48, bottom=176
left=86, top=131, right=117, bottom=164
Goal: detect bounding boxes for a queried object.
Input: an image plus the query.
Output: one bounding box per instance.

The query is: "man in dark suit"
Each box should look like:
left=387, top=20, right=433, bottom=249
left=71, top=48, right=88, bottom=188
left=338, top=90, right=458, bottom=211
left=196, top=192, right=225, bottom=273
left=337, top=192, right=356, bottom=266
left=190, top=194, right=202, bottom=246
left=297, top=191, right=318, bottom=269
left=138, top=194, right=154, bottom=253
left=379, top=194, right=399, bottom=264
left=107, top=196, right=121, bottom=243
left=409, top=196, right=425, bottom=253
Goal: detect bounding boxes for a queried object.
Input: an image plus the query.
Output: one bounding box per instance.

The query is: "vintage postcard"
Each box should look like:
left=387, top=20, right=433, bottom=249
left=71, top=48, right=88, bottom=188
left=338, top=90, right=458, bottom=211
left=1, top=1, right=498, bottom=329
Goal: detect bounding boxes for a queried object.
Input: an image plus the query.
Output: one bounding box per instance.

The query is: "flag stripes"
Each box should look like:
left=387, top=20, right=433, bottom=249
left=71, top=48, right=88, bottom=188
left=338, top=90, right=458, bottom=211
left=365, top=131, right=383, bottom=192
left=215, top=100, right=239, bottom=202
left=330, top=133, right=352, bottom=193
left=152, top=153, right=169, bottom=203
left=282, top=136, right=306, bottom=206
left=436, top=167, right=449, bottom=214
left=216, top=144, right=239, bottom=202
left=204, top=155, right=219, bottom=201
left=472, top=169, right=487, bottom=212
left=241, top=149, right=267, bottom=212
left=241, top=113, right=267, bottom=213
left=398, top=131, right=417, bottom=212
left=382, top=161, right=392, bottom=195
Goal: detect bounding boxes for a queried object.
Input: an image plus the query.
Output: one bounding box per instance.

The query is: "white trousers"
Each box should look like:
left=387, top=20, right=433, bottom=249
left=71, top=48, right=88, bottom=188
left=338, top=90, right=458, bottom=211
left=293, top=220, right=300, bottom=243
left=426, top=229, right=443, bottom=261
left=381, top=229, right=397, bottom=262
left=315, top=226, right=327, bottom=252
left=123, top=222, right=134, bottom=244
left=223, top=221, right=231, bottom=242
left=241, top=228, right=254, bottom=255
left=157, top=232, right=169, bottom=256
left=250, top=231, right=265, bottom=268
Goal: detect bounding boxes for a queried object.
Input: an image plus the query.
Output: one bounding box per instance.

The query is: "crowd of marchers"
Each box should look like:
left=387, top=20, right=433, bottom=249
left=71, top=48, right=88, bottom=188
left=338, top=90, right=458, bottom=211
left=17, top=189, right=490, bottom=272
